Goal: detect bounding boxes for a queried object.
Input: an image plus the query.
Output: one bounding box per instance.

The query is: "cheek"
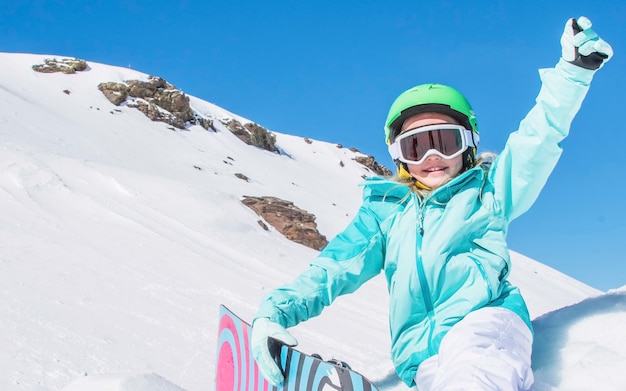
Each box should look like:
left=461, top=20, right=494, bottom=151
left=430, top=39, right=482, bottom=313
left=451, top=156, right=464, bottom=174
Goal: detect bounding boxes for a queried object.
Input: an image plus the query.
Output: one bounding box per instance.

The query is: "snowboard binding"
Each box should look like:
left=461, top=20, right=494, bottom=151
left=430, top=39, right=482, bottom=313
left=311, top=353, right=352, bottom=370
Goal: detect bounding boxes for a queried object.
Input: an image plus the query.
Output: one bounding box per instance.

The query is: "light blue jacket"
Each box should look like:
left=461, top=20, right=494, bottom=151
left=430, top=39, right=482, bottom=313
left=256, top=60, right=595, bottom=386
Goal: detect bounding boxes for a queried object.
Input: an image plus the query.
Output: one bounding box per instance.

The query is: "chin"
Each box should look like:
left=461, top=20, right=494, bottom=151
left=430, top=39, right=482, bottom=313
left=420, top=177, right=451, bottom=189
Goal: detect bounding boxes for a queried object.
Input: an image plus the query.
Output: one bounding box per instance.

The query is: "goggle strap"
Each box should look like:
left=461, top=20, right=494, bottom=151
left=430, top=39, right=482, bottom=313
left=388, top=142, right=401, bottom=160
left=465, top=129, right=479, bottom=148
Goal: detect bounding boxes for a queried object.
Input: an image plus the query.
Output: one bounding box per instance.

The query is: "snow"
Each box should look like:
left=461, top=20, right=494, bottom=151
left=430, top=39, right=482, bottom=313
left=63, top=373, right=185, bottom=391
left=531, top=290, right=626, bottom=390
left=0, top=52, right=624, bottom=391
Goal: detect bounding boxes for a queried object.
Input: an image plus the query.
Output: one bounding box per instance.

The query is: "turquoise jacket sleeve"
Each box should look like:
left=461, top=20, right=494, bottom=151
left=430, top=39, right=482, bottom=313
left=255, top=198, right=388, bottom=327
left=490, top=59, right=595, bottom=221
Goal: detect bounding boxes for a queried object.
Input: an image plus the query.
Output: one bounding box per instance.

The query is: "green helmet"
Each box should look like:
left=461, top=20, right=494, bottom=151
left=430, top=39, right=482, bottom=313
left=384, top=83, right=479, bottom=146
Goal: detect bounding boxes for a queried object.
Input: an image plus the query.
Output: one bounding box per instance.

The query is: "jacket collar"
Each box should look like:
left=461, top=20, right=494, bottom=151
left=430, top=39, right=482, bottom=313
left=428, top=165, right=486, bottom=204
left=362, top=164, right=487, bottom=204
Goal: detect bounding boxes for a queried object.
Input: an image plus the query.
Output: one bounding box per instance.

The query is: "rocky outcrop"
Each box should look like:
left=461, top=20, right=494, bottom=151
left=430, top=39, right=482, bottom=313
left=221, top=119, right=278, bottom=154
left=353, top=154, right=393, bottom=177
left=242, top=196, right=328, bottom=250
left=32, top=58, right=89, bottom=74
left=98, top=76, right=213, bottom=130
left=33, top=57, right=388, bottom=176
left=224, top=119, right=250, bottom=144
left=245, top=122, right=278, bottom=153
left=98, top=82, right=129, bottom=105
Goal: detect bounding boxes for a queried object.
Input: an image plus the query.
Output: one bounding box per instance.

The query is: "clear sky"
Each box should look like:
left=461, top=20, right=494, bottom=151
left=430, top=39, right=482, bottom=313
left=2, top=0, right=625, bottom=291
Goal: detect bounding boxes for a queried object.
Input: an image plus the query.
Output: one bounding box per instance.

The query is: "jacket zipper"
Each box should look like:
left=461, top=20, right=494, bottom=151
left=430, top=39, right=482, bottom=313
left=415, top=201, right=436, bottom=355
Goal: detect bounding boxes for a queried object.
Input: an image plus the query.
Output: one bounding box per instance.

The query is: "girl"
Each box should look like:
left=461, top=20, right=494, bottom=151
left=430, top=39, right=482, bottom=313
left=251, top=16, right=612, bottom=390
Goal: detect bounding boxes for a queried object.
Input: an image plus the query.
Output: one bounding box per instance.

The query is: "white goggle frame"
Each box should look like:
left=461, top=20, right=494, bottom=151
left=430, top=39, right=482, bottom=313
left=388, top=124, right=479, bottom=165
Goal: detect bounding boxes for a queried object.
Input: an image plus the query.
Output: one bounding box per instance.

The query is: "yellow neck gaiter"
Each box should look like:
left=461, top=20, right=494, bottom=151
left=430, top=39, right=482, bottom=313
left=398, top=164, right=432, bottom=191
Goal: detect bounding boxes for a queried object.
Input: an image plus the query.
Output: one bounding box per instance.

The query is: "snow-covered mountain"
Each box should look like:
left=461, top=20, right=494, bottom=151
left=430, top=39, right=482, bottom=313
left=1, top=53, right=624, bottom=391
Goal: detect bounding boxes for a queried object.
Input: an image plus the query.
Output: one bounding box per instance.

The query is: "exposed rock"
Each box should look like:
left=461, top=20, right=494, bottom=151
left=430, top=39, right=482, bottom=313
left=354, top=155, right=393, bottom=177
left=220, top=120, right=278, bottom=153
left=132, top=100, right=185, bottom=127
left=345, top=147, right=392, bottom=177
left=127, top=78, right=167, bottom=98
left=197, top=116, right=215, bottom=131
left=98, top=82, right=129, bottom=105
left=245, top=123, right=278, bottom=153
left=126, top=78, right=193, bottom=124
left=97, top=76, right=210, bottom=130
left=242, top=196, right=328, bottom=250
left=32, top=58, right=89, bottom=74
left=224, top=119, right=251, bottom=144
left=235, top=173, right=250, bottom=182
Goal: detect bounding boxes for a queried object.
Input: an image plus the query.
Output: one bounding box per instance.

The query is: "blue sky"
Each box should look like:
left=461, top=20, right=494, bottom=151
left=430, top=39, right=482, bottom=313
left=2, top=1, right=625, bottom=291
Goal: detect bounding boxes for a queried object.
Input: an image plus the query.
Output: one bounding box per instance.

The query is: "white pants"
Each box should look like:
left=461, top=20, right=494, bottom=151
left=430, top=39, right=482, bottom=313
left=415, top=307, right=534, bottom=391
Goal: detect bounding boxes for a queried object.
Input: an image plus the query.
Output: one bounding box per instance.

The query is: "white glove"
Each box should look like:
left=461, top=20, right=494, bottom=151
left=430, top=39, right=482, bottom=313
left=561, top=16, right=613, bottom=70
left=251, top=317, right=298, bottom=385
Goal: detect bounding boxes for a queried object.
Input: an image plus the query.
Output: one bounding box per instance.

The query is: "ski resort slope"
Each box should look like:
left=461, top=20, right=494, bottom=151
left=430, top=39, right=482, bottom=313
left=0, top=53, right=624, bottom=391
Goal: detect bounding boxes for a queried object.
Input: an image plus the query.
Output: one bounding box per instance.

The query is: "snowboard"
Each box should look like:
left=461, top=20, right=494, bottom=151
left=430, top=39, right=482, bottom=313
left=216, top=305, right=379, bottom=391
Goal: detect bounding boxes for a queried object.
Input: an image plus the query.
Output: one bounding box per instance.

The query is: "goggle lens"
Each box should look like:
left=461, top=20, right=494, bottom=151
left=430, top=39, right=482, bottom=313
left=388, top=124, right=478, bottom=164
left=399, top=128, right=464, bottom=162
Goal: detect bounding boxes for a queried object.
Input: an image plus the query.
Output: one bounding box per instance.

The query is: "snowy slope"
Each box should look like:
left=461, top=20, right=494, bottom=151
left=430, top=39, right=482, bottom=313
left=0, top=53, right=624, bottom=391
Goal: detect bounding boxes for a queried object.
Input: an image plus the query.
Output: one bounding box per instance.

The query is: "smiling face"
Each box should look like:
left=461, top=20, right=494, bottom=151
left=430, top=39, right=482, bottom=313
left=400, top=112, right=464, bottom=189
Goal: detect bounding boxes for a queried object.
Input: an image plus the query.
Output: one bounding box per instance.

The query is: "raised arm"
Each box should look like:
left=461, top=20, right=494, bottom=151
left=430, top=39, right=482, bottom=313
left=491, top=17, right=612, bottom=222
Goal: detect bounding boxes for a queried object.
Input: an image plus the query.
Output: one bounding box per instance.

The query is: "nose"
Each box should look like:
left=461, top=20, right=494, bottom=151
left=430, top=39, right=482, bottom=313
left=425, top=153, right=441, bottom=161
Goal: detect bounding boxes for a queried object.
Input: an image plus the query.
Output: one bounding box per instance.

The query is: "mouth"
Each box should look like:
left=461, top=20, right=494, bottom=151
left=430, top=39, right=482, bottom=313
left=423, top=166, right=447, bottom=173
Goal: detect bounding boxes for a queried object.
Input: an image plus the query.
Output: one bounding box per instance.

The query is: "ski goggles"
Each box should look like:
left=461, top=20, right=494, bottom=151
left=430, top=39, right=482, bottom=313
left=388, top=124, right=479, bottom=165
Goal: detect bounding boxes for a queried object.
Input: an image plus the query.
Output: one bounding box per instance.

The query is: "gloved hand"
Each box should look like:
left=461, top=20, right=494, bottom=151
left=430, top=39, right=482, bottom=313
left=561, top=16, right=613, bottom=70
left=251, top=317, right=298, bottom=385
